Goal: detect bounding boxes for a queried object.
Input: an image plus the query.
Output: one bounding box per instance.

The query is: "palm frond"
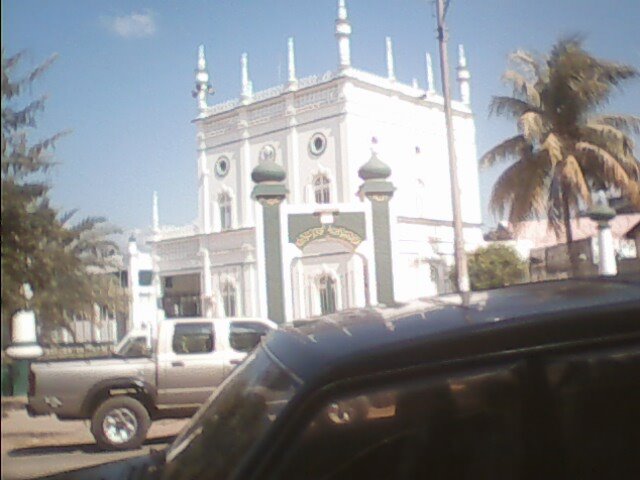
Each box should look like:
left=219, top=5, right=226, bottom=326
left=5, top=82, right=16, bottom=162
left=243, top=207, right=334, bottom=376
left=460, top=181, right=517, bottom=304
left=479, top=135, right=528, bottom=168
left=541, top=133, right=564, bottom=166
left=560, top=154, right=590, bottom=206
left=489, top=96, right=539, bottom=119
left=489, top=151, right=549, bottom=222
left=508, top=49, right=546, bottom=81
left=502, top=70, right=541, bottom=106
left=576, top=141, right=640, bottom=206
left=591, top=114, right=640, bottom=135
left=518, top=111, right=546, bottom=143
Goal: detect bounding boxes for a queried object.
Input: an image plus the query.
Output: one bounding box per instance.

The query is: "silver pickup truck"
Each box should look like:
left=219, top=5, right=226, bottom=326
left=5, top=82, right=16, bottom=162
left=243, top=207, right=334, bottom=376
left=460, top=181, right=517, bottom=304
left=27, top=317, right=276, bottom=450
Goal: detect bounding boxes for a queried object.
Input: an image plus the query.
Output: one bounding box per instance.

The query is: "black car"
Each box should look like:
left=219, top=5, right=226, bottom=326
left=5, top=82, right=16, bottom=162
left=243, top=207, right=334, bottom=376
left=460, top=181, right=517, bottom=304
left=44, top=275, right=640, bottom=480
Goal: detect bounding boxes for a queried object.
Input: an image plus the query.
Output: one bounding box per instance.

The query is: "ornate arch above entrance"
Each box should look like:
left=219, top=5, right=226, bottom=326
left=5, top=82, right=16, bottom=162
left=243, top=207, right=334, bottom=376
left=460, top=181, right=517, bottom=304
left=288, top=212, right=367, bottom=250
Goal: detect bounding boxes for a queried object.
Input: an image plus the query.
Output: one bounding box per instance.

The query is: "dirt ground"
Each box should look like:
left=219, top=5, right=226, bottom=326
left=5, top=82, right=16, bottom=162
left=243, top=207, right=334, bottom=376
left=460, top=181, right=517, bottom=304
left=1, top=408, right=187, bottom=480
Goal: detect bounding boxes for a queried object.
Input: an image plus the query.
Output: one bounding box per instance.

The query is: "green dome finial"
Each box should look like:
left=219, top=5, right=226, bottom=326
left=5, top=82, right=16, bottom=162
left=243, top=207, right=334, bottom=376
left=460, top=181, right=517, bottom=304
left=251, top=160, right=286, bottom=184
left=358, top=151, right=391, bottom=181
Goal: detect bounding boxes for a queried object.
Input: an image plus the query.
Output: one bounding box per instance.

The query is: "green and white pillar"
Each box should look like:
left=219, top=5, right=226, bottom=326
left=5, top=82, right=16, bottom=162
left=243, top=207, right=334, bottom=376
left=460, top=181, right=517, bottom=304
left=588, top=194, right=618, bottom=276
left=252, top=161, right=288, bottom=324
left=357, top=152, right=396, bottom=307
left=6, top=284, right=43, bottom=396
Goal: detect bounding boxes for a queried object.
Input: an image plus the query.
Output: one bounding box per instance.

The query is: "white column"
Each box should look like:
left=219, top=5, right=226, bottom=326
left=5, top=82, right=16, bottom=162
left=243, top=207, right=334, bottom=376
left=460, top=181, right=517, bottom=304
left=245, top=260, right=258, bottom=317
left=152, top=191, right=159, bottom=232
left=201, top=248, right=214, bottom=317
left=199, top=149, right=212, bottom=233
left=127, top=239, right=139, bottom=332
left=335, top=0, right=352, bottom=72
left=598, top=224, right=617, bottom=276
left=241, top=53, right=253, bottom=104
left=241, top=131, right=254, bottom=226
left=386, top=37, right=396, bottom=81
left=287, top=37, right=297, bottom=91
left=286, top=116, right=301, bottom=203
left=352, top=254, right=366, bottom=307
left=425, top=52, right=435, bottom=93
left=457, top=44, right=471, bottom=104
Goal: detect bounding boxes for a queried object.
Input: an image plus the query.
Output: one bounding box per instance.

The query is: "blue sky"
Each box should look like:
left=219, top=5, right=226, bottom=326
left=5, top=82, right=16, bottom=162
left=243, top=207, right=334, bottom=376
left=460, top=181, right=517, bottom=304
left=3, top=0, right=639, bottom=232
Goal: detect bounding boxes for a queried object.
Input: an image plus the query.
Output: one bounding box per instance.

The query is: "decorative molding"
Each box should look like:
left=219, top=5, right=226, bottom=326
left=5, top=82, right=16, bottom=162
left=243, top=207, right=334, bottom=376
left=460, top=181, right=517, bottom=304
left=367, top=193, right=392, bottom=202
left=294, top=225, right=362, bottom=249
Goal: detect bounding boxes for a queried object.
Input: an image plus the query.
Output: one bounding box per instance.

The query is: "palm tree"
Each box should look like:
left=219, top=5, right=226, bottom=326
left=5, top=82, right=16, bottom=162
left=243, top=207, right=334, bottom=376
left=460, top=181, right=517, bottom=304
left=481, top=38, right=640, bottom=249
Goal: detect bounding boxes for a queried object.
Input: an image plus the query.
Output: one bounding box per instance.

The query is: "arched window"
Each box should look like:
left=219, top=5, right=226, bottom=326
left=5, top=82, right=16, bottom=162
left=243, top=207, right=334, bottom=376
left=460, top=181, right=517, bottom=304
left=318, top=275, right=337, bottom=315
left=218, top=192, right=232, bottom=231
left=221, top=281, right=237, bottom=317
left=313, top=174, right=331, bottom=204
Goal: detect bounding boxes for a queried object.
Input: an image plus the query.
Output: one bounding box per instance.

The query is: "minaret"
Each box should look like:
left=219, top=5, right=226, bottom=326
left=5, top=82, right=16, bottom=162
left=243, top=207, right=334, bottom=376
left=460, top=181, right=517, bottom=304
left=385, top=37, right=396, bottom=81
left=193, top=45, right=214, bottom=112
left=287, top=37, right=298, bottom=91
left=152, top=191, right=159, bottom=232
left=457, top=44, right=471, bottom=104
left=335, top=0, right=352, bottom=72
left=241, top=52, right=253, bottom=104
left=425, top=52, right=435, bottom=94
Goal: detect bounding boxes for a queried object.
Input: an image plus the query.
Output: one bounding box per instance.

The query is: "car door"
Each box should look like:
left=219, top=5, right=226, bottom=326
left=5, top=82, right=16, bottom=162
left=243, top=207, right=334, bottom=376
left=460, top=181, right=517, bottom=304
left=260, top=360, right=531, bottom=480
left=540, top=342, right=640, bottom=478
left=157, top=322, right=226, bottom=408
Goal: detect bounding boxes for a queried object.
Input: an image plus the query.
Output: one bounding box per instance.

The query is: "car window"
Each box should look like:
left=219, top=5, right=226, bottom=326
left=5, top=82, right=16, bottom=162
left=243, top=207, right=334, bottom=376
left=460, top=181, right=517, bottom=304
left=163, top=347, right=300, bottom=480
left=229, top=321, right=272, bottom=352
left=268, top=362, right=526, bottom=479
left=172, top=323, right=214, bottom=354
left=116, top=336, right=152, bottom=357
left=544, top=344, right=640, bottom=478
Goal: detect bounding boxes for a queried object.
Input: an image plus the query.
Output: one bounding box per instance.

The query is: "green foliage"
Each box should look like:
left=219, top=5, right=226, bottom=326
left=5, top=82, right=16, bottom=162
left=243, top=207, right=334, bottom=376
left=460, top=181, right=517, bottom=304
left=452, top=244, right=527, bottom=291
left=482, top=38, right=640, bottom=243
left=1, top=49, right=127, bottom=342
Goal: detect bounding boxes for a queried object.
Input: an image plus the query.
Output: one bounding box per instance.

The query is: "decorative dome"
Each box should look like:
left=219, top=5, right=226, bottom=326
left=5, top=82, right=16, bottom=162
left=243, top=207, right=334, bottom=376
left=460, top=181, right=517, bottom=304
left=358, top=153, right=391, bottom=181
left=251, top=160, right=286, bottom=184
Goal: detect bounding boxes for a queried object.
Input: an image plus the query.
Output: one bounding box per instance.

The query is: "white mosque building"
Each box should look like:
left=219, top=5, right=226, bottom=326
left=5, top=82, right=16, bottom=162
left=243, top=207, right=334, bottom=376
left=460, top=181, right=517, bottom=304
left=129, top=0, right=484, bottom=327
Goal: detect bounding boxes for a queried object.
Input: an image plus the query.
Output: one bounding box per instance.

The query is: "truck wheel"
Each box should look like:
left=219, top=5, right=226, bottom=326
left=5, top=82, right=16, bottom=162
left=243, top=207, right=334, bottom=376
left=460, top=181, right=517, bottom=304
left=91, top=396, right=150, bottom=451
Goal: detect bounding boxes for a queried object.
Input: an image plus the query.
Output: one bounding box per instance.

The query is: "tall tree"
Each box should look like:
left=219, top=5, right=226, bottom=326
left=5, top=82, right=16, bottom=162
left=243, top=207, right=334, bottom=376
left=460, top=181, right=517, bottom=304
left=481, top=38, right=640, bottom=248
left=1, top=49, right=126, bottom=342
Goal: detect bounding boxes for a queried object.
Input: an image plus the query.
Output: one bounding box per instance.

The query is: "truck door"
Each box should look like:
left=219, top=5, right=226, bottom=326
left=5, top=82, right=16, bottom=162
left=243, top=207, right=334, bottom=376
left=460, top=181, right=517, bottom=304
left=157, top=322, right=225, bottom=408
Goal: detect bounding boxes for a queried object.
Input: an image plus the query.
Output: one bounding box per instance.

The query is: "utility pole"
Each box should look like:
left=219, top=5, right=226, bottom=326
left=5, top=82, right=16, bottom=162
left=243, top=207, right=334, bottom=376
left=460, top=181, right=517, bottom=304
left=435, top=0, right=470, bottom=292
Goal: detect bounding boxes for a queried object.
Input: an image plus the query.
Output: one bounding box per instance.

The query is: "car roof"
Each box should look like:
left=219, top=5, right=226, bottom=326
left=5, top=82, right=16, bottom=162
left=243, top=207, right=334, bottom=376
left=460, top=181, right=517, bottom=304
left=266, top=275, right=640, bottom=384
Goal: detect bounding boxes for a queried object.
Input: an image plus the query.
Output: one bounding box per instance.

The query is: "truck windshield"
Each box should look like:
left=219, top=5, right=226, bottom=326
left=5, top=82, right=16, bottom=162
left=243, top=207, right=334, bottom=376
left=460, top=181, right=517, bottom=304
left=163, top=346, right=300, bottom=480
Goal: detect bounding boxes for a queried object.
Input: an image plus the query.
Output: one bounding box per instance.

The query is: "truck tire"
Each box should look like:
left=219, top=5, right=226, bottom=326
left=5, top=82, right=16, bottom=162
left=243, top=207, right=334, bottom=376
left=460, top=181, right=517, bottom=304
left=90, top=396, right=151, bottom=451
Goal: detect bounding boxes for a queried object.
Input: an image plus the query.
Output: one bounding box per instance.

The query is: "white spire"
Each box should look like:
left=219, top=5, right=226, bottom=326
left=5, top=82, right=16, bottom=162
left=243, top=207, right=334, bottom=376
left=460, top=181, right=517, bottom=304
left=152, top=191, right=159, bottom=232
left=335, top=0, right=352, bottom=72
left=458, top=44, right=467, bottom=68
left=287, top=37, right=297, bottom=90
left=385, top=37, right=396, bottom=81
left=193, top=44, right=213, bottom=111
left=338, top=0, right=347, bottom=20
left=425, top=52, right=435, bottom=93
left=412, top=78, right=419, bottom=89
left=241, top=52, right=252, bottom=104
left=456, top=44, right=471, bottom=104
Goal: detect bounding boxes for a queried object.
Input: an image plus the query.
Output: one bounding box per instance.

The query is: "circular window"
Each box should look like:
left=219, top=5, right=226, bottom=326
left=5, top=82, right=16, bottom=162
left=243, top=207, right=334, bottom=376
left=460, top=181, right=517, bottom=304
left=215, top=156, right=230, bottom=177
left=309, top=133, right=327, bottom=156
left=259, top=145, right=276, bottom=163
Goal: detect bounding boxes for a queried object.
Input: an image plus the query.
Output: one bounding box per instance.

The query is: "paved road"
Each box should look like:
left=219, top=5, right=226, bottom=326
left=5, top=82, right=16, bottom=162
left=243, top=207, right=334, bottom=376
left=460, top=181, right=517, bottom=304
left=1, top=410, right=187, bottom=480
